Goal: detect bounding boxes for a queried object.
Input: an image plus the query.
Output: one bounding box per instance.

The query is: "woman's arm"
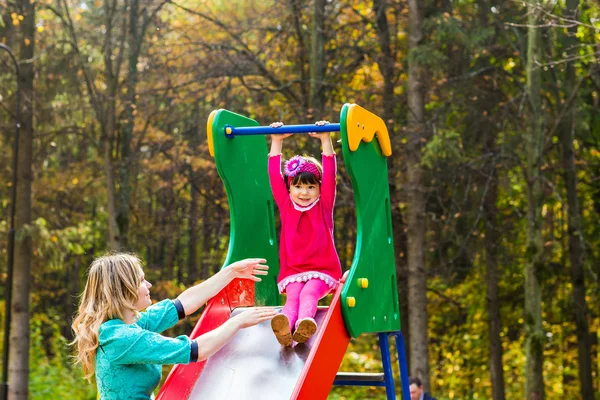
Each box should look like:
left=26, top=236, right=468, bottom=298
left=100, top=307, right=277, bottom=365
left=176, top=258, right=269, bottom=316
left=194, top=307, right=277, bottom=360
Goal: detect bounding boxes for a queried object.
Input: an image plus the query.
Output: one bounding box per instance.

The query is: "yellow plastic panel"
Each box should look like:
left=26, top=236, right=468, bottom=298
left=207, top=110, right=217, bottom=157
left=346, top=104, right=392, bottom=156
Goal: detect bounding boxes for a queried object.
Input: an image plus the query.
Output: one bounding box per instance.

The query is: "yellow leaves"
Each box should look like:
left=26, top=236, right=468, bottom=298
left=37, top=26, right=44, bottom=33
left=503, top=58, right=516, bottom=72
left=72, top=178, right=79, bottom=185
left=11, top=13, right=24, bottom=26
left=24, top=38, right=31, bottom=46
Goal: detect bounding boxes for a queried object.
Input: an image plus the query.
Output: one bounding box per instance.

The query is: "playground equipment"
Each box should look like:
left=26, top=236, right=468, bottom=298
left=156, top=104, right=409, bottom=400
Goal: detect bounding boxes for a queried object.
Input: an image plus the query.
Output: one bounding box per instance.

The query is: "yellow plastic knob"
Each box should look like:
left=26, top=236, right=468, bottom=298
left=347, top=297, right=356, bottom=308
left=358, top=278, right=369, bottom=289
left=225, top=126, right=232, bottom=134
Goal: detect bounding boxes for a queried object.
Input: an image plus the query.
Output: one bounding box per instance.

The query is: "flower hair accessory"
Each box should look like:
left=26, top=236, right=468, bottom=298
left=284, top=155, right=321, bottom=181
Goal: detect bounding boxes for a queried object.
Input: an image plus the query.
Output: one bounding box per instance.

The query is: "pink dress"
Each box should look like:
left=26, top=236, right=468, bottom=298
left=268, top=154, right=342, bottom=294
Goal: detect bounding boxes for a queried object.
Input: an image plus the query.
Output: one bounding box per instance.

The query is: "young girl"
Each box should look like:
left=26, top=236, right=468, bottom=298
left=71, top=253, right=277, bottom=399
left=268, top=121, right=342, bottom=347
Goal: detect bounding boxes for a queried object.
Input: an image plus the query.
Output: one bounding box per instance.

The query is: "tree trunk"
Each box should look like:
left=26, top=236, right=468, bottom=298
left=188, top=181, right=199, bottom=281
left=104, top=137, right=121, bottom=250
left=288, top=0, right=309, bottom=110
left=8, top=1, right=34, bottom=398
left=200, top=198, right=211, bottom=280
left=407, top=0, right=430, bottom=390
left=102, top=0, right=122, bottom=250
left=62, top=256, right=81, bottom=340
left=310, top=0, right=326, bottom=113
left=118, top=0, right=142, bottom=248
left=372, top=0, right=396, bottom=127
left=483, top=136, right=506, bottom=400
left=188, top=112, right=201, bottom=283
left=524, top=1, right=545, bottom=399
left=372, top=0, right=409, bottom=363
left=560, top=1, right=594, bottom=398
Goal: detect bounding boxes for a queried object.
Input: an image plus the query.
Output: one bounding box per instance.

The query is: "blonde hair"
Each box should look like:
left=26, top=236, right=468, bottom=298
left=71, top=253, right=143, bottom=381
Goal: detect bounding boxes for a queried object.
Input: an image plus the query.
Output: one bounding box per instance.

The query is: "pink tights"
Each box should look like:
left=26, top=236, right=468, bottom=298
left=282, top=279, right=331, bottom=331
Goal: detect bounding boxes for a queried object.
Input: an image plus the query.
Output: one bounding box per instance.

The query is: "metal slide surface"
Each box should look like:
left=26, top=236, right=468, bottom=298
left=187, top=308, right=328, bottom=400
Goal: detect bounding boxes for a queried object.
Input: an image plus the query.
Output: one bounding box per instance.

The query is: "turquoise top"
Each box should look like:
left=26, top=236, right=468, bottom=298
left=96, top=299, right=192, bottom=399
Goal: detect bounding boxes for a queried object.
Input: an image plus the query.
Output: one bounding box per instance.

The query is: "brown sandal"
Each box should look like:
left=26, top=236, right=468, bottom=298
left=292, top=318, right=317, bottom=344
left=271, top=314, right=293, bottom=347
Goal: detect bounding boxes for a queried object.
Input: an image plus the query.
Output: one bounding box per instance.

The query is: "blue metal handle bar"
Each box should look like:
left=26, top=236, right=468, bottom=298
left=224, top=123, right=341, bottom=137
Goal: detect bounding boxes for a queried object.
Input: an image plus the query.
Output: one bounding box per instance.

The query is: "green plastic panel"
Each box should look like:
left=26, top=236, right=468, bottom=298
left=339, top=103, right=401, bottom=337
left=211, top=109, right=280, bottom=306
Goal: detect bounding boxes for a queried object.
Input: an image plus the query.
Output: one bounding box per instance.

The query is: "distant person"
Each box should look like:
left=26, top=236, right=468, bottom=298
left=409, top=376, right=438, bottom=400
left=71, top=253, right=277, bottom=400
left=267, top=120, right=342, bottom=346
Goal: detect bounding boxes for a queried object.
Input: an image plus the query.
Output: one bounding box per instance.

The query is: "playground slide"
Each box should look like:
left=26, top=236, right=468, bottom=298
left=187, top=307, right=326, bottom=399
left=156, top=279, right=351, bottom=400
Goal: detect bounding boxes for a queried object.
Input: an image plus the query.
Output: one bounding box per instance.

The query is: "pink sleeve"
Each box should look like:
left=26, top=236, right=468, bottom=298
left=268, top=154, right=288, bottom=207
left=320, top=154, right=337, bottom=207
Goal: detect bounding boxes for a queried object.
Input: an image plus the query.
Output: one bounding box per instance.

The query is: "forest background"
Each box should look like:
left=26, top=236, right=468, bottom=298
left=1, top=0, right=600, bottom=399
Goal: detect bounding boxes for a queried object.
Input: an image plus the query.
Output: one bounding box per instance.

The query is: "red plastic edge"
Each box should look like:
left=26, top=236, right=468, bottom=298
left=156, top=279, right=255, bottom=400
left=292, top=278, right=351, bottom=399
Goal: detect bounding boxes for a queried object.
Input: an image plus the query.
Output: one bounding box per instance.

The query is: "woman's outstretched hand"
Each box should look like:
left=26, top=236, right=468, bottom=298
left=229, top=258, right=269, bottom=282
left=232, top=307, right=278, bottom=329
left=194, top=307, right=279, bottom=360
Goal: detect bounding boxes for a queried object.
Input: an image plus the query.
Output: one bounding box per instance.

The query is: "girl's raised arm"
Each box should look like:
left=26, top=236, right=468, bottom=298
left=269, top=122, right=291, bottom=156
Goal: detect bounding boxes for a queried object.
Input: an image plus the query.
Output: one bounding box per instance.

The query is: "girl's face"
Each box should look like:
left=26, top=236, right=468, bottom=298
left=135, top=269, right=153, bottom=311
left=289, top=182, right=320, bottom=207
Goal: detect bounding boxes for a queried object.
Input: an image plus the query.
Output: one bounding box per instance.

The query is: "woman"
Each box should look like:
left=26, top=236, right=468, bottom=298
left=71, top=253, right=277, bottom=399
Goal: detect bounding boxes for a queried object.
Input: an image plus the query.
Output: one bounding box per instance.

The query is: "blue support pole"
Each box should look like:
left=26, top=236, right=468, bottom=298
left=394, top=332, right=411, bottom=400
left=224, top=123, right=341, bottom=137
left=379, top=332, right=396, bottom=400
left=332, top=331, right=411, bottom=398
left=332, top=378, right=385, bottom=387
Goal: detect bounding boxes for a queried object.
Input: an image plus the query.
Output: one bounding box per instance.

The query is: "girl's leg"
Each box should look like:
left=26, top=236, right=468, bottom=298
left=297, top=279, right=331, bottom=321
left=271, top=282, right=304, bottom=347
left=281, top=282, right=303, bottom=330
left=292, top=279, right=331, bottom=343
